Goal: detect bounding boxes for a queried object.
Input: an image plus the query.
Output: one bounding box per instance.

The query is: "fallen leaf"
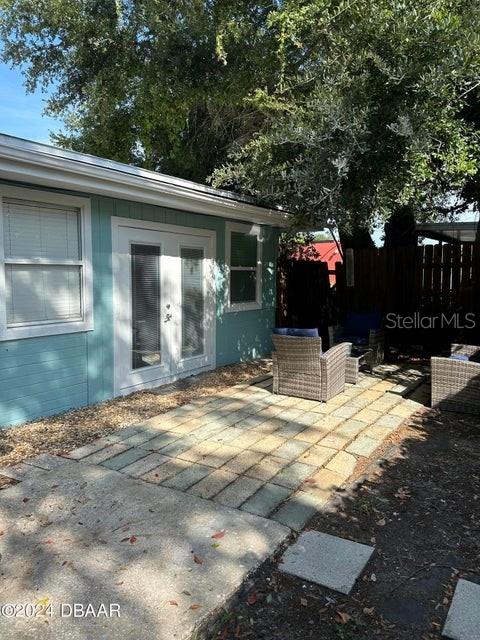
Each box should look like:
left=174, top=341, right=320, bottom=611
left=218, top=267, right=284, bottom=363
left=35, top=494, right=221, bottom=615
left=247, top=591, right=257, bottom=605
left=211, top=542, right=220, bottom=549
left=376, top=518, right=386, bottom=527
left=36, top=596, right=50, bottom=608
left=211, top=530, right=225, bottom=540
left=193, top=554, right=203, bottom=565
left=166, top=600, right=178, bottom=606
left=300, top=597, right=308, bottom=607
left=116, top=581, right=124, bottom=586
left=22, top=497, right=30, bottom=503
left=335, top=611, right=351, bottom=625
left=129, top=535, right=138, bottom=544
left=363, top=606, right=375, bottom=616
left=394, top=486, right=411, bottom=501
left=42, top=539, right=54, bottom=544
left=189, top=604, right=202, bottom=610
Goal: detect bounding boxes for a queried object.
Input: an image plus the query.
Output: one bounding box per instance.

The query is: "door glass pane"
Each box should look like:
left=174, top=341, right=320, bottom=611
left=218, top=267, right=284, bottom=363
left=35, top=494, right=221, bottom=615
left=131, top=244, right=161, bottom=370
left=181, top=247, right=204, bottom=358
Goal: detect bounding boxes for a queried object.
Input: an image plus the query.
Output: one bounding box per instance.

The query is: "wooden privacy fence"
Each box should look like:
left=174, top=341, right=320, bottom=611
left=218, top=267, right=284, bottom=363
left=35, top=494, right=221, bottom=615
left=276, top=258, right=332, bottom=333
left=277, top=242, right=480, bottom=349
left=335, top=242, right=480, bottom=346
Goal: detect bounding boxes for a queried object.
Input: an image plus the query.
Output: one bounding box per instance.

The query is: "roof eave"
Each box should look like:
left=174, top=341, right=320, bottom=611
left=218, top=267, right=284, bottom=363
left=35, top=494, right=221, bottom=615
left=0, top=140, right=291, bottom=228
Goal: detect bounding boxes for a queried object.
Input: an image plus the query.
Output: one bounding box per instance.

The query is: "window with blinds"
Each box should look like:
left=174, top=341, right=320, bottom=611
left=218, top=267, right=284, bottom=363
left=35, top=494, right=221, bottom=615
left=227, top=225, right=261, bottom=307
left=2, top=197, right=84, bottom=328
left=181, top=247, right=204, bottom=358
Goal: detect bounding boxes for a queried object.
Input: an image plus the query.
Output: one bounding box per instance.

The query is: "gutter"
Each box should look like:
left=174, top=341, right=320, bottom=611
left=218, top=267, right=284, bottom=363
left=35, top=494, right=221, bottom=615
left=0, top=134, right=291, bottom=227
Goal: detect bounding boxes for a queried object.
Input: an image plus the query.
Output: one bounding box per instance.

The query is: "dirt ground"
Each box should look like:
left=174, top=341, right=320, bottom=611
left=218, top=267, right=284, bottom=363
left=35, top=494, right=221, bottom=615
left=207, top=407, right=480, bottom=640
left=0, top=359, right=271, bottom=467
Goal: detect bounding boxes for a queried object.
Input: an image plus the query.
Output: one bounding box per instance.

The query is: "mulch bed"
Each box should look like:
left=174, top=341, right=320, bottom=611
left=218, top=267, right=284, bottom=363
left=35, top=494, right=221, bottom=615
left=207, top=407, right=480, bottom=640
left=0, top=359, right=271, bottom=468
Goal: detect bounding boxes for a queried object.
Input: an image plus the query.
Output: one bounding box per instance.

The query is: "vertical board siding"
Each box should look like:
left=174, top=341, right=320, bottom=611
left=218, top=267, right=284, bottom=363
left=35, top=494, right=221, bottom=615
left=0, top=188, right=279, bottom=427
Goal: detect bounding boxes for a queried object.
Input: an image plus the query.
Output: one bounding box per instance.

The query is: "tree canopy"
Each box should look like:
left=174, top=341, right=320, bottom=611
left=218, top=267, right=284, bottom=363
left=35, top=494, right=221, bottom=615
left=1, top=0, right=480, bottom=235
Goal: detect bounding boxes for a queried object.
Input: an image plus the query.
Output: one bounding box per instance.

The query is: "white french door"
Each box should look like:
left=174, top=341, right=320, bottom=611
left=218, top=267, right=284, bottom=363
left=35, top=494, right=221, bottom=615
left=113, top=222, right=215, bottom=395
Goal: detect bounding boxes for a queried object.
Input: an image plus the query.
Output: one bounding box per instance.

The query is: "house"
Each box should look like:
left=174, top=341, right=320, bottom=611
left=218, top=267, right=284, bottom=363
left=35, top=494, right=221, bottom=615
left=293, top=240, right=342, bottom=285
left=0, top=134, right=289, bottom=427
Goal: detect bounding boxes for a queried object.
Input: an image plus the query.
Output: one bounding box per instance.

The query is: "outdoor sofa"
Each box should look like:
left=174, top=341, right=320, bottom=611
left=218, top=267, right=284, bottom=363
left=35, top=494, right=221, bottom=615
left=272, top=333, right=351, bottom=402
left=431, top=343, right=480, bottom=415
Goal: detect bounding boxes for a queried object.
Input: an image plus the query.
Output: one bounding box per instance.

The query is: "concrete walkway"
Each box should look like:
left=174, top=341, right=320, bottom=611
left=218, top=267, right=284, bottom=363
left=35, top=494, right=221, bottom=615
left=0, top=364, right=427, bottom=639
left=0, top=461, right=288, bottom=640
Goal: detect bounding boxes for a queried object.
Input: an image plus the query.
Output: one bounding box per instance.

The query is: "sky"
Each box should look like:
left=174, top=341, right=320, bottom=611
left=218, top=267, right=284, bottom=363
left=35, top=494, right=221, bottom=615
left=0, top=60, right=60, bottom=143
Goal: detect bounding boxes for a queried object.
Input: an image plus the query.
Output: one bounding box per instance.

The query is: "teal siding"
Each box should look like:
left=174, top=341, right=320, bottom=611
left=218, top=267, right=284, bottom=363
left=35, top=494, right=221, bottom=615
left=0, top=188, right=279, bottom=427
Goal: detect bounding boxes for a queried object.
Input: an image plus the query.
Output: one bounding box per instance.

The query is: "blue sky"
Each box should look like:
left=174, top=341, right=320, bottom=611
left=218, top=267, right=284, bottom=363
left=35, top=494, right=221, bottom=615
left=0, top=61, right=60, bottom=143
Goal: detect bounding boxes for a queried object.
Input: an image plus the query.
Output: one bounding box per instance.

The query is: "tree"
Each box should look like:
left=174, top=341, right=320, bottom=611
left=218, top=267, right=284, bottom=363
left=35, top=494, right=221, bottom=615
left=0, top=0, right=279, bottom=182
left=211, top=1, right=480, bottom=241
left=1, top=0, right=480, bottom=238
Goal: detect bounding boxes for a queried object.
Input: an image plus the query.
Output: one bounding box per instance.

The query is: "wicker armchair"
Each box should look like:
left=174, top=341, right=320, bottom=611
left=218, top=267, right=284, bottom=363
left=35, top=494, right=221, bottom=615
left=328, top=325, right=384, bottom=367
left=431, top=344, right=480, bottom=414
left=272, top=335, right=351, bottom=402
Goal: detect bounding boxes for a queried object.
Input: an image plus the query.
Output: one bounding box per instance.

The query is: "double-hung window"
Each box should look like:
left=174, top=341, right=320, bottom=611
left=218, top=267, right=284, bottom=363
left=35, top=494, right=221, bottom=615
left=225, top=221, right=262, bottom=311
left=0, top=187, right=93, bottom=340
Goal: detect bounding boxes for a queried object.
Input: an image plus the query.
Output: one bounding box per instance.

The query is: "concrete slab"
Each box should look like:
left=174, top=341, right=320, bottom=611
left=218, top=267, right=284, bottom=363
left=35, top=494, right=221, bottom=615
left=443, top=579, right=480, bottom=640
left=0, top=461, right=288, bottom=640
left=280, top=530, right=374, bottom=594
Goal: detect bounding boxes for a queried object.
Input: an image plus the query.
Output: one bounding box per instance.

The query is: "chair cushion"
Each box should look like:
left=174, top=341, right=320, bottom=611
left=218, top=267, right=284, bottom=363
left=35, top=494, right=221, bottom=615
left=272, top=327, right=289, bottom=335
left=450, top=354, right=470, bottom=361
left=272, top=327, right=319, bottom=337
left=287, top=328, right=319, bottom=338
left=342, top=334, right=369, bottom=346
left=344, top=312, right=382, bottom=339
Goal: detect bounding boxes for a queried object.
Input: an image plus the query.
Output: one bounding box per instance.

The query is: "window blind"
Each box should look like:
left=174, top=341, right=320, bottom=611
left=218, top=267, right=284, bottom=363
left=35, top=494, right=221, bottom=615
left=230, top=231, right=257, bottom=268
left=6, top=264, right=82, bottom=325
left=131, top=244, right=162, bottom=370
left=181, top=247, right=204, bottom=358
left=3, top=198, right=81, bottom=261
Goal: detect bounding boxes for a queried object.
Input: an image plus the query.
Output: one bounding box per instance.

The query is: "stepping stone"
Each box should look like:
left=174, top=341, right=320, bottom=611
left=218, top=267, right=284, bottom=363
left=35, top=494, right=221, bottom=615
left=280, top=530, right=374, bottom=594
left=443, top=579, right=480, bottom=640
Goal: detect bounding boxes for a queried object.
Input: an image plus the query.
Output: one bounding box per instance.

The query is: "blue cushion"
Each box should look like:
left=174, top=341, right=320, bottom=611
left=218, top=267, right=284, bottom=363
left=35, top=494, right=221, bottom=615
left=272, top=327, right=289, bottom=335
left=343, top=335, right=369, bottom=346
left=344, top=312, right=382, bottom=339
left=450, top=354, right=470, bottom=361
left=288, top=328, right=319, bottom=338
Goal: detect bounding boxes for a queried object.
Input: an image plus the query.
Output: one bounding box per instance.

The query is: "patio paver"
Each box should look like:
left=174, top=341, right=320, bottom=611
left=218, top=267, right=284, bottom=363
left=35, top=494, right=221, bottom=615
left=3, top=362, right=425, bottom=538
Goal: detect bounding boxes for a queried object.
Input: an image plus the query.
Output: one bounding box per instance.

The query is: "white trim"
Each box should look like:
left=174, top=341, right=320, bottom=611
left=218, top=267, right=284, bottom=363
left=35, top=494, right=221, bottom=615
left=225, top=221, right=263, bottom=312
left=0, top=185, right=93, bottom=341
left=111, top=216, right=216, bottom=396
left=0, top=134, right=291, bottom=227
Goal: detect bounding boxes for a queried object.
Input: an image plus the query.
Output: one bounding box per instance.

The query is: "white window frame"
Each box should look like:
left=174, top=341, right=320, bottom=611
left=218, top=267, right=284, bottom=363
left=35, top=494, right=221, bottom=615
left=225, top=221, right=263, bottom=312
left=0, top=185, right=93, bottom=340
